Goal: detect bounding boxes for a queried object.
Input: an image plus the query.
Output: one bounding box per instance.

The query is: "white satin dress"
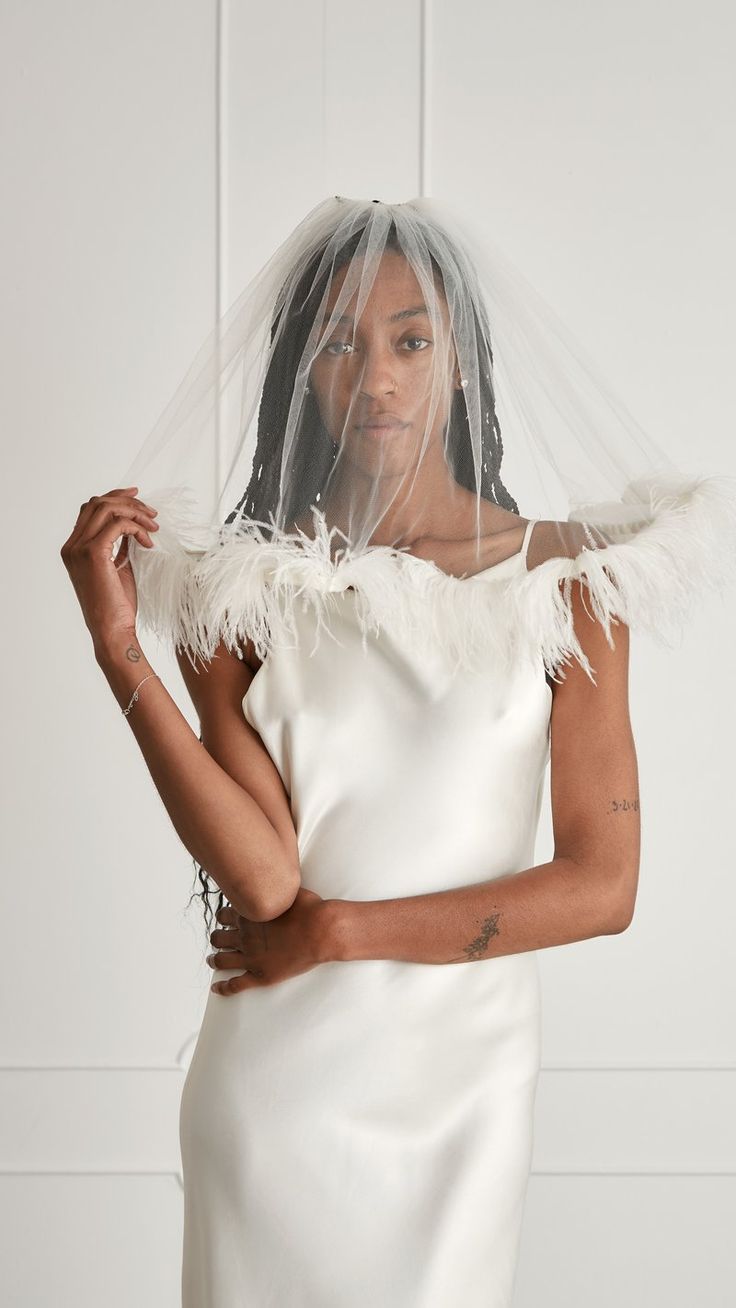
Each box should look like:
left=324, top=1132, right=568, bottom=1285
left=179, top=517, right=552, bottom=1307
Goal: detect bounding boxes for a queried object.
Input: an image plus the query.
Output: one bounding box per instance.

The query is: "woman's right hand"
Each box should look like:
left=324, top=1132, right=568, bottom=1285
left=60, top=486, right=159, bottom=651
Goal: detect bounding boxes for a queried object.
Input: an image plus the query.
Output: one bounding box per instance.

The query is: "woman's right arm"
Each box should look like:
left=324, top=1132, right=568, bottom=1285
left=61, top=486, right=300, bottom=922
left=175, top=635, right=302, bottom=900
left=99, top=634, right=301, bottom=922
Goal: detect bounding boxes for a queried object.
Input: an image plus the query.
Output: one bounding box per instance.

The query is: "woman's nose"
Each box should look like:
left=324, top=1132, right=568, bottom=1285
left=356, top=348, right=397, bottom=396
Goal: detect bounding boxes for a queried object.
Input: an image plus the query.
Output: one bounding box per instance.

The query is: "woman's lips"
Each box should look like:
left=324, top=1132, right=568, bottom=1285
left=358, top=419, right=406, bottom=431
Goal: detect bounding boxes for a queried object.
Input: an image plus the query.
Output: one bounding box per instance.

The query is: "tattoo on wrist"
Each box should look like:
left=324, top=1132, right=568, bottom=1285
left=460, top=912, right=501, bottom=962
left=609, top=797, right=639, bottom=813
left=125, top=644, right=142, bottom=663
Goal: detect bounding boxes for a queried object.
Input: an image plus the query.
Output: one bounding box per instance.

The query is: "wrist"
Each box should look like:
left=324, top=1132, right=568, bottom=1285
left=94, top=631, right=157, bottom=711
left=319, top=898, right=361, bottom=963
left=94, top=629, right=147, bottom=673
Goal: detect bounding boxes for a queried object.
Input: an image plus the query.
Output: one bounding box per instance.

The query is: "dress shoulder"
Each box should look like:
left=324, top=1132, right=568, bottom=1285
left=129, top=475, right=736, bottom=684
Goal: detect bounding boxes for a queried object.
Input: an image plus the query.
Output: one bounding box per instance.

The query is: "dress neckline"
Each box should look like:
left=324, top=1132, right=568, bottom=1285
left=386, top=517, right=537, bottom=584
left=337, top=519, right=535, bottom=597
left=419, top=516, right=536, bottom=582
left=243, top=519, right=538, bottom=702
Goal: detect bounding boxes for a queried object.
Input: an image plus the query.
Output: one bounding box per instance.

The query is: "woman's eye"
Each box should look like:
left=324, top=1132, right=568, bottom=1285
left=322, top=336, right=432, bottom=357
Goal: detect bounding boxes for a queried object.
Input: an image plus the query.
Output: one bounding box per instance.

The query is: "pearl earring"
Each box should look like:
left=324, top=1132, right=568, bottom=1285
left=459, top=378, right=468, bottom=388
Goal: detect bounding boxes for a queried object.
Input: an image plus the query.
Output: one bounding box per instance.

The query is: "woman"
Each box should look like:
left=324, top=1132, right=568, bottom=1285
left=61, top=197, right=733, bottom=1306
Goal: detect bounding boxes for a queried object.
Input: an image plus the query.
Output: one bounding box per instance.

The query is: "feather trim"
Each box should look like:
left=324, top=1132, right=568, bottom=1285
left=127, top=474, right=736, bottom=684
left=507, top=473, right=736, bottom=680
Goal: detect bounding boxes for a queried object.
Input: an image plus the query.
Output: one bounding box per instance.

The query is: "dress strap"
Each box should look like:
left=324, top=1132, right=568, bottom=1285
left=520, top=518, right=537, bottom=567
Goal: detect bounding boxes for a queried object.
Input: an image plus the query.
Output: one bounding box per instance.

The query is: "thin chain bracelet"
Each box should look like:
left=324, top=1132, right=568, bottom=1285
left=122, top=673, right=159, bottom=717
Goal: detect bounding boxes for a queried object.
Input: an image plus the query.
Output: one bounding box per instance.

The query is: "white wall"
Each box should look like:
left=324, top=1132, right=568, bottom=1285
left=1, top=2, right=734, bottom=1304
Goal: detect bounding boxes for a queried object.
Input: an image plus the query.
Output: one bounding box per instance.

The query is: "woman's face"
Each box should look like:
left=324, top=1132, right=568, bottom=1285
left=307, top=250, right=458, bottom=482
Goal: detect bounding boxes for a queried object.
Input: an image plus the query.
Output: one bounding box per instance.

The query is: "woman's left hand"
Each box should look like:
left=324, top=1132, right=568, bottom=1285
left=207, top=887, right=331, bottom=995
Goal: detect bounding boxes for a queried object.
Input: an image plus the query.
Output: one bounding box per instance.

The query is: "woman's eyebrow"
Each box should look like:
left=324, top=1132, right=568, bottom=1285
left=332, top=304, right=430, bottom=325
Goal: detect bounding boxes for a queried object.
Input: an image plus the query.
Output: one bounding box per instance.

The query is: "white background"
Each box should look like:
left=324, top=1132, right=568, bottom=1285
left=1, top=2, right=735, bottom=1304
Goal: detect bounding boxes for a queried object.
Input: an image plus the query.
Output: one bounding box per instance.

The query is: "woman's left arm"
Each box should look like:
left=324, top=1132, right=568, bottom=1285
left=210, top=579, right=640, bottom=990
left=324, top=578, right=641, bottom=965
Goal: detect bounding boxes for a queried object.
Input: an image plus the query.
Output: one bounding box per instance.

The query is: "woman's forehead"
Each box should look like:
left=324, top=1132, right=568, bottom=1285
left=321, top=253, right=449, bottom=322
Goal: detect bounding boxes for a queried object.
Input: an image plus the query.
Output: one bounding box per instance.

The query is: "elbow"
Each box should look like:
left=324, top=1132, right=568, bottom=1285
left=607, top=899, right=636, bottom=934
left=560, top=850, right=639, bottom=936
left=604, top=867, right=639, bottom=935
left=235, top=863, right=301, bottom=922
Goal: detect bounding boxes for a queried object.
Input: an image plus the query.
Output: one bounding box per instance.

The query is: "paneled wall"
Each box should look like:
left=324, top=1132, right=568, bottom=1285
left=1, top=2, right=734, bottom=1304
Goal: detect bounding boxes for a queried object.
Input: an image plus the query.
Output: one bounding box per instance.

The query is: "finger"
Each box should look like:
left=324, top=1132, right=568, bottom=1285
left=98, top=489, right=158, bottom=514
left=65, top=505, right=156, bottom=562
left=114, top=535, right=130, bottom=570
left=77, top=511, right=156, bottom=555
left=63, top=498, right=99, bottom=552
left=106, top=492, right=159, bottom=516
left=80, top=501, right=159, bottom=543
left=62, top=515, right=146, bottom=564
left=208, top=927, right=240, bottom=948
left=215, top=907, right=239, bottom=926
left=211, top=972, right=261, bottom=996
left=207, top=950, right=247, bottom=969
left=73, top=492, right=157, bottom=538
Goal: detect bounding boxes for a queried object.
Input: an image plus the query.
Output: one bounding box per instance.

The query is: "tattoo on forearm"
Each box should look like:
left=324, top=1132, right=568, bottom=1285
left=608, top=798, right=639, bottom=813
left=125, top=644, right=142, bottom=663
left=461, top=912, right=501, bottom=962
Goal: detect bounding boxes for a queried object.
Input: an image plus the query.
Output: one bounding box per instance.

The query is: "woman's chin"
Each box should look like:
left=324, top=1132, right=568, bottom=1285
left=338, top=426, right=423, bottom=475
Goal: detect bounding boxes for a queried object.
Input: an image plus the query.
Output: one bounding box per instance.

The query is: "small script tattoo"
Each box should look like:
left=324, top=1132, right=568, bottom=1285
left=125, top=644, right=142, bottom=663
left=458, top=912, right=502, bottom=962
left=608, top=797, right=640, bottom=814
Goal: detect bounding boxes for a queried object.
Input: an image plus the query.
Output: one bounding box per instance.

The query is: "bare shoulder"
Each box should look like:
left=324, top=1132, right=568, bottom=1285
left=526, top=519, right=605, bottom=571
left=548, top=577, right=631, bottom=711
left=525, top=518, right=630, bottom=695
left=176, top=638, right=259, bottom=719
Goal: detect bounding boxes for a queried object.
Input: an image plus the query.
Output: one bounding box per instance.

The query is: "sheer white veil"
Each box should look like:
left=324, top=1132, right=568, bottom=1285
left=121, top=194, right=736, bottom=682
